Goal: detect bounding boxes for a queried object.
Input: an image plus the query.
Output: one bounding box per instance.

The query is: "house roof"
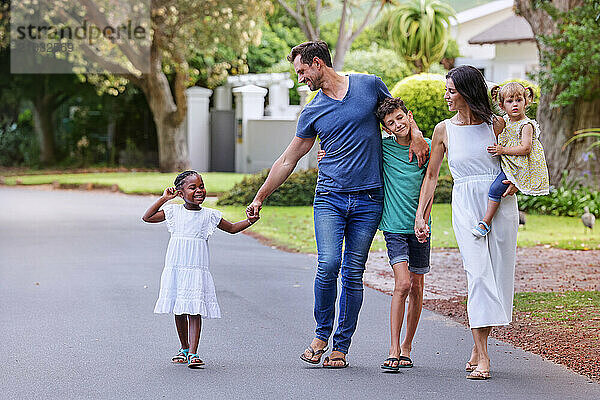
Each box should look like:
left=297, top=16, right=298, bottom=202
left=468, top=15, right=534, bottom=44
left=452, top=0, right=514, bottom=25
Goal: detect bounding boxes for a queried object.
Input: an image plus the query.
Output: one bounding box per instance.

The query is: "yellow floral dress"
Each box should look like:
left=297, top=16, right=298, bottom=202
left=498, top=115, right=550, bottom=195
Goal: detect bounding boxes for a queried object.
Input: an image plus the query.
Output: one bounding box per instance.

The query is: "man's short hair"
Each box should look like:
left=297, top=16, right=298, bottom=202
left=375, top=97, right=409, bottom=123
left=287, top=41, right=333, bottom=68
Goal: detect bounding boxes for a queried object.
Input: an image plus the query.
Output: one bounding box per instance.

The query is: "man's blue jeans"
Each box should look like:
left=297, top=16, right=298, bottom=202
left=313, top=187, right=384, bottom=354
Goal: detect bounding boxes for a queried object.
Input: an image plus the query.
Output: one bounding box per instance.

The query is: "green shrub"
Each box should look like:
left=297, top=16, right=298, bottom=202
left=390, top=73, right=454, bottom=138
left=491, top=78, right=540, bottom=120
left=433, top=175, right=453, bottom=204
left=218, top=167, right=453, bottom=206
left=0, top=109, right=39, bottom=167
left=444, top=38, right=460, bottom=59
left=218, top=168, right=317, bottom=206
left=342, top=44, right=413, bottom=89
left=517, top=173, right=600, bottom=217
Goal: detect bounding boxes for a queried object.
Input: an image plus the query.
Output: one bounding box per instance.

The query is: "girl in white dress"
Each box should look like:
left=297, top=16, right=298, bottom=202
left=142, top=171, right=259, bottom=368
left=414, top=66, right=519, bottom=380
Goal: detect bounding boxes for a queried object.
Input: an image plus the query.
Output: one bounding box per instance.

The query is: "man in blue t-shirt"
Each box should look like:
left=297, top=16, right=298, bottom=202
left=246, top=41, right=429, bottom=368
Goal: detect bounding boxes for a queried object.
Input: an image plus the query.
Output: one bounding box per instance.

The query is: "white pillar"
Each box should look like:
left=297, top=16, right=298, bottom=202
left=266, top=79, right=294, bottom=117
left=298, top=84, right=312, bottom=109
left=232, top=85, right=268, bottom=173
left=213, top=86, right=232, bottom=111
left=186, top=87, right=212, bottom=172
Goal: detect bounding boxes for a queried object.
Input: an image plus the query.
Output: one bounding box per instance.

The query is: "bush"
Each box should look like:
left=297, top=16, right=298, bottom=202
left=342, top=44, right=413, bottom=89
left=218, top=168, right=317, bottom=206
left=0, top=109, right=39, bottom=167
left=433, top=175, right=453, bottom=204
left=390, top=73, right=454, bottom=138
left=517, top=171, right=600, bottom=217
left=491, top=78, right=540, bottom=120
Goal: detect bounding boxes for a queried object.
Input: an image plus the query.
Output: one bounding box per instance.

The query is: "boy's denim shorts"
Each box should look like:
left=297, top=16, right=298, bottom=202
left=382, top=231, right=431, bottom=274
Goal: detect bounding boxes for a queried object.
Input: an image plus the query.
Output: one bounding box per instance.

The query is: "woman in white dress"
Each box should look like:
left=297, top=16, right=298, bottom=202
left=414, top=66, right=519, bottom=380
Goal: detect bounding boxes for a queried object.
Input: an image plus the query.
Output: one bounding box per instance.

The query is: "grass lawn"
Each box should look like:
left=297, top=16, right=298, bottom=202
left=513, top=291, right=600, bottom=324
left=2, top=172, right=248, bottom=195
left=207, top=201, right=600, bottom=252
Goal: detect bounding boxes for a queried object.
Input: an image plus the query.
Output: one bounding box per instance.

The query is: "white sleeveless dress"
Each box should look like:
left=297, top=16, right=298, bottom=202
left=153, top=204, right=222, bottom=318
left=445, top=120, right=518, bottom=328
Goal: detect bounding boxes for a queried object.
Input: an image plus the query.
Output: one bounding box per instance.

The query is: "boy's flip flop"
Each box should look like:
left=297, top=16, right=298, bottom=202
left=397, top=355, right=413, bottom=368
left=300, top=345, right=328, bottom=365
left=322, top=356, right=348, bottom=369
left=381, top=357, right=400, bottom=372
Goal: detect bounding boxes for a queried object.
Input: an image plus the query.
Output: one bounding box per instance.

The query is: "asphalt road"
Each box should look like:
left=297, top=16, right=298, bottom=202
left=1, top=187, right=598, bottom=399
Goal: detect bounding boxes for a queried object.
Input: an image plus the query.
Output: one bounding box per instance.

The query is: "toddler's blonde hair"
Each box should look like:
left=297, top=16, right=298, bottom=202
left=490, top=82, right=535, bottom=108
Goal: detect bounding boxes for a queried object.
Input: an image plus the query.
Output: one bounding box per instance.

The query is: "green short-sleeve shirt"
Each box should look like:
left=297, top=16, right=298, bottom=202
left=379, top=136, right=432, bottom=233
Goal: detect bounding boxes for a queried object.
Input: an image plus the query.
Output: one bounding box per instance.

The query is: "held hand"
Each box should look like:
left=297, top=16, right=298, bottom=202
left=162, top=187, right=178, bottom=200
left=487, top=144, right=503, bottom=156
left=317, top=150, right=326, bottom=163
left=414, top=217, right=430, bottom=243
left=502, top=181, right=518, bottom=197
left=246, top=200, right=262, bottom=219
left=247, top=214, right=260, bottom=224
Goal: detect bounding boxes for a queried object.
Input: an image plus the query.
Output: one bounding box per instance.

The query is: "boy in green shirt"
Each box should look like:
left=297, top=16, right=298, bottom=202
left=377, top=97, right=431, bottom=371
left=317, top=97, right=432, bottom=371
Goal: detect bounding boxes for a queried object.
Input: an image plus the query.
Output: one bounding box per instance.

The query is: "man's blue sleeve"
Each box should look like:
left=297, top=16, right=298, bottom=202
left=375, top=76, right=392, bottom=102
left=296, top=108, right=316, bottom=138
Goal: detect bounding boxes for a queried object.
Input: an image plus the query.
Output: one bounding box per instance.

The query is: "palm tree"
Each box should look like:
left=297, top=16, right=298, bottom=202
left=378, top=0, right=455, bottom=73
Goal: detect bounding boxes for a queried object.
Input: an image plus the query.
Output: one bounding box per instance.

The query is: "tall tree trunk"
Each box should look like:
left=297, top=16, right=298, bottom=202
left=537, top=91, right=600, bottom=184
left=32, top=96, right=55, bottom=166
left=516, top=0, right=600, bottom=186
left=333, top=34, right=352, bottom=70
left=141, top=70, right=189, bottom=172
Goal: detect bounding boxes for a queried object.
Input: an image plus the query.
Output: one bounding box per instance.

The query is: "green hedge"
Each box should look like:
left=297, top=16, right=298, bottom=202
left=218, top=168, right=453, bottom=206
left=433, top=175, right=453, bottom=204
left=218, top=169, right=318, bottom=206
left=342, top=45, right=413, bottom=89
left=390, top=73, right=454, bottom=138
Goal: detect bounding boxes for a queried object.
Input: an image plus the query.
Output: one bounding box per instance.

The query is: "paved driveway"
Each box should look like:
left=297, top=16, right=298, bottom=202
left=1, top=187, right=598, bottom=399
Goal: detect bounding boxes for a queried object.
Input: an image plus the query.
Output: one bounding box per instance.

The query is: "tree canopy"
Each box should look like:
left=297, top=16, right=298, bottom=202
left=533, top=0, right=600, bottom=107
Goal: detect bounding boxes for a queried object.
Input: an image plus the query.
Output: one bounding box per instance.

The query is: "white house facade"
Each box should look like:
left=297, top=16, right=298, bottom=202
left=450, top=0, right=538, bottom=83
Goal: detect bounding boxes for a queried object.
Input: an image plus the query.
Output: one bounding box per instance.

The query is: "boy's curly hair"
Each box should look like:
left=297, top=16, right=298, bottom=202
left=375, top=97, right=409, bottom=123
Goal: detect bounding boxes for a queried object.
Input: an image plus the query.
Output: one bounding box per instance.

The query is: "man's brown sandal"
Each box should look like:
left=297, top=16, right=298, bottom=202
left=322, top=356, right=348, bottom=369
left=300, top=345, right=329, bottom=365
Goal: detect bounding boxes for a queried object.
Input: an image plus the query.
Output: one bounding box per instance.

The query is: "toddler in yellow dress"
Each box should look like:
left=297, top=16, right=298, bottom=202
left=472, top=82, right=550, bottom=237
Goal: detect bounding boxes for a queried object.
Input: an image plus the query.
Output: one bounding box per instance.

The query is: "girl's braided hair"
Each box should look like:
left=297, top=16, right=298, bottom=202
left=174, top=170, right=199, bottom=190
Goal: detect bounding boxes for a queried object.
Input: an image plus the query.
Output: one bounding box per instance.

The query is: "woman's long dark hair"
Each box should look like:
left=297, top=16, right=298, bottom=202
left=446, top=66, right=493, bottom=125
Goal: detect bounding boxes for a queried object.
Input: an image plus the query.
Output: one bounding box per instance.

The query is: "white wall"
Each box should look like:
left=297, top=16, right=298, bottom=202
left=451, top=7, right=513, bottom=61
left=491, top=42, right=539, bottom=82
left=245, top=118, right=318, bottom=173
